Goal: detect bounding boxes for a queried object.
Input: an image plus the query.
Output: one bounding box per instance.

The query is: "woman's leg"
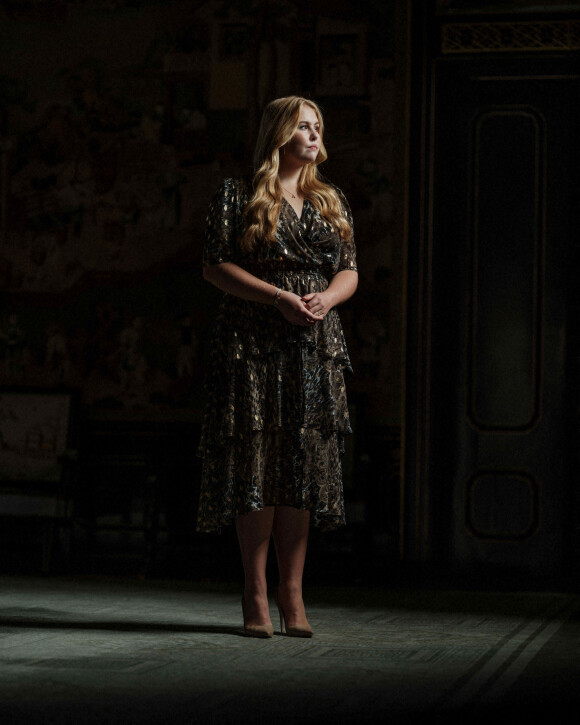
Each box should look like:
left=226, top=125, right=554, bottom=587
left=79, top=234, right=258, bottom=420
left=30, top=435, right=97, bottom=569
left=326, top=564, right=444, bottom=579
left=236, top=507, right=275, bottom=626
left=272, top=506, right=311, bottom=628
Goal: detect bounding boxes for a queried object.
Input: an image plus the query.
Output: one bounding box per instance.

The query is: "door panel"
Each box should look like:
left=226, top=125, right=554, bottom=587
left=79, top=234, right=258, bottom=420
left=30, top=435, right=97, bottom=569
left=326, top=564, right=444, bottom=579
left=428, top=56, right=577, bottom=576
left=468, top=108, right=543, bottom=431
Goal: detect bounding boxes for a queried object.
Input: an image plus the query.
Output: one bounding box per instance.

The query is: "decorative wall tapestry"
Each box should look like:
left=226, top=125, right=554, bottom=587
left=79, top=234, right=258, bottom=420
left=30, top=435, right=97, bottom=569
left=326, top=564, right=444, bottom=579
left=0, top=2, right=226, bottom=419
left=0, top=0, right=400, bottom=426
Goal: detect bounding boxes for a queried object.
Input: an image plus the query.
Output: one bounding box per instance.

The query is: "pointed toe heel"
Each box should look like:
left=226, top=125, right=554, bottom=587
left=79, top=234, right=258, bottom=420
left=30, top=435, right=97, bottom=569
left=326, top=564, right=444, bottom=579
left=241, top=596, right=274, bottom=638
left=274, top=592, right=313, bottom=638
left=243, top=623, right=274, bottom=638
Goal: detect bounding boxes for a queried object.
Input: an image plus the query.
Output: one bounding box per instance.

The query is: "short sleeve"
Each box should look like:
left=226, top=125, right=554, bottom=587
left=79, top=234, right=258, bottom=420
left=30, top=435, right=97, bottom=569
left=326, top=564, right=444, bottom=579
left=203, top=179, right=240, bottom=266
left=335, top=187, right=357, bottom=273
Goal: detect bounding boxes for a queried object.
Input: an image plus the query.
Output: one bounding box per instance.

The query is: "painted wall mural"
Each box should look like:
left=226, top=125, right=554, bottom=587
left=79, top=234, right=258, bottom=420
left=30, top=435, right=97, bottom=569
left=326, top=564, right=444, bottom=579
left=0, top=0, right=400, bottom=425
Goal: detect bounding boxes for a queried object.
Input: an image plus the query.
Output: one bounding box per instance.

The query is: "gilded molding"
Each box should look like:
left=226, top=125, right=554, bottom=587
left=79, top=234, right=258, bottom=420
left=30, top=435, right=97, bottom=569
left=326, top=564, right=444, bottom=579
left=442, top=20, right=580, bottom=54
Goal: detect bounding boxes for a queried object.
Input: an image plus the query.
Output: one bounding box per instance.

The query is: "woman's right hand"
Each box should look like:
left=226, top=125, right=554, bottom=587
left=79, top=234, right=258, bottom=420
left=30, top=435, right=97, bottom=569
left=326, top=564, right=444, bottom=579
left=276, top=291, right=321, bottom=327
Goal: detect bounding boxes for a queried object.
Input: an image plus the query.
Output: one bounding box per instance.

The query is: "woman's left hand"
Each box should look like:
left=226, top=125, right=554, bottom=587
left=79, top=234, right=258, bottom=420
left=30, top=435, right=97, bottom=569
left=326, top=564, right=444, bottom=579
left=301, top=291, right=334, bottom=320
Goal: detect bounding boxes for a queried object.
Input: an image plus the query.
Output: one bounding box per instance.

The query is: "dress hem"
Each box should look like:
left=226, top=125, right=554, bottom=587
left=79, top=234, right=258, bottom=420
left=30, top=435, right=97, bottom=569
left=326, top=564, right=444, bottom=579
left=195, top=504, right=346, bottom=535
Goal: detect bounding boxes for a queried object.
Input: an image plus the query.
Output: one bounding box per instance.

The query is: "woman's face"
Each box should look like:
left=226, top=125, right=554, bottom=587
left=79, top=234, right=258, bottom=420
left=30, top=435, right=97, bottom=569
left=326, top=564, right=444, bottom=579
left=281, top=105, right=321, bottom=169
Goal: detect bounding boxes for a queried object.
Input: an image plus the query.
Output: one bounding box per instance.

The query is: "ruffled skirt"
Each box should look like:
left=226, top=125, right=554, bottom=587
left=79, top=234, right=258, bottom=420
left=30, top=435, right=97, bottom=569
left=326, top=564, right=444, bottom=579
left=196, top=271, right=352, bottom=532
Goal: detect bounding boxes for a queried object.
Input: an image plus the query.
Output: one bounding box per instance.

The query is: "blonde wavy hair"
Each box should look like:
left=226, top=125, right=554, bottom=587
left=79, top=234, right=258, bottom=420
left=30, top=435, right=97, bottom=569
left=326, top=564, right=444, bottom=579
left=240, top=96, right=352, bottom=252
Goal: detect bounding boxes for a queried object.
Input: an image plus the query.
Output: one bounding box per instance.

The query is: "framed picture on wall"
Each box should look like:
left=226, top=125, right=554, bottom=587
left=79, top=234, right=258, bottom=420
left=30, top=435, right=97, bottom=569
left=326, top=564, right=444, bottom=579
left=0, top=388, right=78, bottom=482
left=218, top=23, right=251, bottom=60
left=316, top=23, right=367, bottom=96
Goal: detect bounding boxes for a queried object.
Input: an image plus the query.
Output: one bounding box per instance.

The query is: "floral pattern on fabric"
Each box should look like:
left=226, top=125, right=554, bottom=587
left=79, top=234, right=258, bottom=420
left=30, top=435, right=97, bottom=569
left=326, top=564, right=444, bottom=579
left=196, top=176, right=357, bottom=532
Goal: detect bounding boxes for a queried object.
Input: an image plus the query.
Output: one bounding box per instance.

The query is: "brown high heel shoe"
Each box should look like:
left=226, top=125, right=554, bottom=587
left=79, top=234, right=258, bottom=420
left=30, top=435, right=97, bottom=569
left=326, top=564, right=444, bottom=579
left=241, top=596, right=274, bottom=638
left=274, top=590, right=313, bottom=638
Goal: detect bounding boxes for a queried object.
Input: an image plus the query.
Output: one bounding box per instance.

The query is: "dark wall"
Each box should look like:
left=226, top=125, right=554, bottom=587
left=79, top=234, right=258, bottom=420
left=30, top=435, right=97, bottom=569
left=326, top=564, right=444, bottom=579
left=0, top=0, right=402, bottom=426
left=0, top=0, right=407, bottom=571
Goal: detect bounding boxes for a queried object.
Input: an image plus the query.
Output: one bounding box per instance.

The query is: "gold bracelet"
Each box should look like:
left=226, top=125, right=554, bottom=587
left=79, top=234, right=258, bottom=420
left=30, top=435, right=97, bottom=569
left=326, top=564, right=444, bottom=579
left=272, top=288, right=282, bottom=307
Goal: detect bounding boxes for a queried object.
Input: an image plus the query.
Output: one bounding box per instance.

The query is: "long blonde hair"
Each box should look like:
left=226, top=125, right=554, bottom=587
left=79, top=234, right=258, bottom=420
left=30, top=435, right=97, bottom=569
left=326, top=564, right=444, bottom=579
left=240, top=96, right=352, bottom=252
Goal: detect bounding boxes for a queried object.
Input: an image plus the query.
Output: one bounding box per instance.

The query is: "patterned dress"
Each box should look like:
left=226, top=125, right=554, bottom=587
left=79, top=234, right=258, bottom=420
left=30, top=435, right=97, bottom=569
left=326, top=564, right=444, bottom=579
left=196, top=177, right=357, bottom=532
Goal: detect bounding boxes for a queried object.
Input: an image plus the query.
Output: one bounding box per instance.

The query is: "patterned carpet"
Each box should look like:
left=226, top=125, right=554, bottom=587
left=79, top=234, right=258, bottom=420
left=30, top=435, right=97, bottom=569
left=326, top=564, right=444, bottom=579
left=0, top=576, right=578, bottom=724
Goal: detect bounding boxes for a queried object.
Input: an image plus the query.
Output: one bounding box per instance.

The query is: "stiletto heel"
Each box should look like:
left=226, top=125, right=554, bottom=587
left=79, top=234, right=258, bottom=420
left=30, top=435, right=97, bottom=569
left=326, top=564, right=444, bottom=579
left=274, top=590, right=313, bottom=638
left=241, top=596, right=274, bottom=638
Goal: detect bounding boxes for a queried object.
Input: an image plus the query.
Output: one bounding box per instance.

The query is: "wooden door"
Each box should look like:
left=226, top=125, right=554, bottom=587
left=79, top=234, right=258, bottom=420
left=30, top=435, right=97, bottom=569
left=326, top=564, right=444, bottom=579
left=413, top=47, right=579, bottom=579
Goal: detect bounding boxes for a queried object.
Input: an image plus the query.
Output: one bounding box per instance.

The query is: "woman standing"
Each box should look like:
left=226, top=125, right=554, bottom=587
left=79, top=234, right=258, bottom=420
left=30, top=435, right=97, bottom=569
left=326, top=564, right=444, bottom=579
left=197, top=96, right=358, bottom=638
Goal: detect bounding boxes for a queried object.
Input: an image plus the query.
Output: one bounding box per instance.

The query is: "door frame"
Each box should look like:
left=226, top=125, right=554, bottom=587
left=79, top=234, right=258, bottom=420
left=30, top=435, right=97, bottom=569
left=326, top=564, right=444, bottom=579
left=402, top=3, right=580, bottom=575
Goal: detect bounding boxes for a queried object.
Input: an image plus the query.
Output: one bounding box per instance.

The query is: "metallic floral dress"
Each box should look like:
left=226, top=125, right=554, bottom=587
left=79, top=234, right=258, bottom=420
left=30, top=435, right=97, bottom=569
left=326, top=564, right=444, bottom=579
left=196, top=177, right=357, bottom=532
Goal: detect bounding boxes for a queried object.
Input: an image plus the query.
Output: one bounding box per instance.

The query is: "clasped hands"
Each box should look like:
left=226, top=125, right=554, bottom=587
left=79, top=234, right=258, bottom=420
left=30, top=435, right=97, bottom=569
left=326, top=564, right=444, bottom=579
left=276, top=290, right=333, bottom=327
